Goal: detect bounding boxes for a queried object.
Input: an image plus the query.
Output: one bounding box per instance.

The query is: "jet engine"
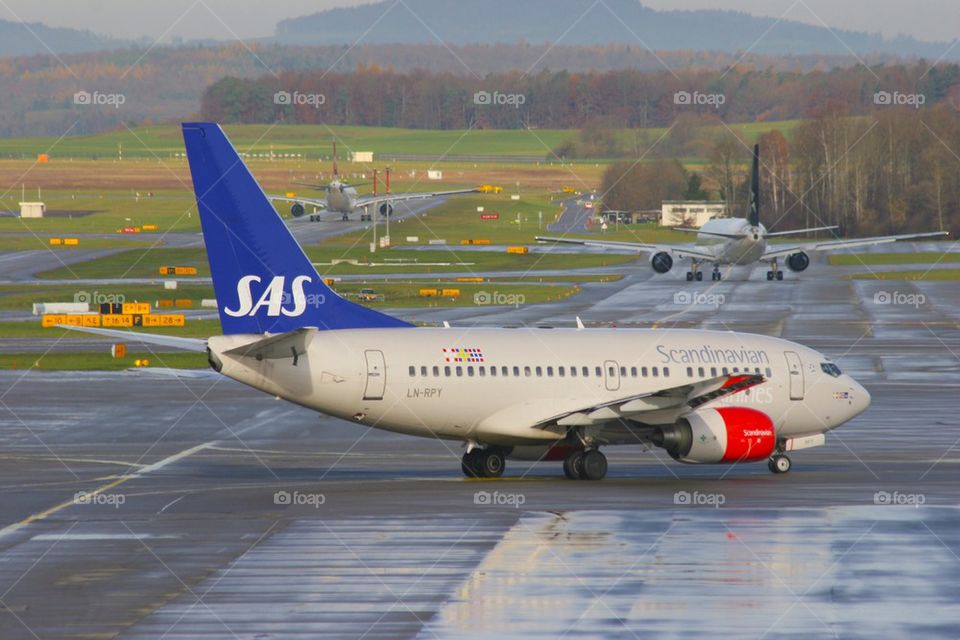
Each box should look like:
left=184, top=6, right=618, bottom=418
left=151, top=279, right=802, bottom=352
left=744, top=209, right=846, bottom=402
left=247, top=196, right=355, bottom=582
left=379, top=203, right=394, bottom=217
left=650, top=252, right=673, bottom=274
left=653, top=407, right=776, bottom=464
left=786, top=252, right=810, bottom=272
left=290, top=203, right=305, bottom=218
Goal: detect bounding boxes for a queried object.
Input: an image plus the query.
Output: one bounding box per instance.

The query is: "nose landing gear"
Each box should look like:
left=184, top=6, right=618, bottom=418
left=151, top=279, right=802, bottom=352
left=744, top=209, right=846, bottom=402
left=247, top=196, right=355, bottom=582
left=768, top=454, right=792, bottom=474
left=711, top=264, right=722, bottom=281
left=766, top=259, right=784, bottom=281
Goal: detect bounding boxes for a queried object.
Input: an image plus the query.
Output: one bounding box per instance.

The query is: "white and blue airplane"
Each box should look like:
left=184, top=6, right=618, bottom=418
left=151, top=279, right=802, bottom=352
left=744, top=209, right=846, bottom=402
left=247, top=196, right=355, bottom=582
left=63, top=124, right=871, bottom=480
left=538, top=145, right=947, bottom=281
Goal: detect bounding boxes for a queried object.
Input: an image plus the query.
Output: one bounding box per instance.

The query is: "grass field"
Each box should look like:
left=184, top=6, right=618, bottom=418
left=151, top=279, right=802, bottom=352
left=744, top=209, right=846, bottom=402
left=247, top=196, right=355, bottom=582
left=846, top=269, right=960, bottom=281
left=36, top=246, right=638, bottom=280
left=0, top=122, right=804, bottom=161
left=0, top=352, right=208, bottom=371
left=829, top=252, right=960, bottom=266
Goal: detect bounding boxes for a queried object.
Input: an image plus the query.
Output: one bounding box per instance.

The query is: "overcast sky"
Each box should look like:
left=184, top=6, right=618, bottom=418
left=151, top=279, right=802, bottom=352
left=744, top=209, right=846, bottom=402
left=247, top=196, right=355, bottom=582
left=1, top=0, right=956, bottom=43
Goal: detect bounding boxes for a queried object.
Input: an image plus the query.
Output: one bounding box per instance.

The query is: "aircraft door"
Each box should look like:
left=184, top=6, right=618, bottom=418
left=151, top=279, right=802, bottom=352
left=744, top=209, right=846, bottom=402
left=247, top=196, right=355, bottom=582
left=363, top=350, right=386, bottom=400
left=784, top=351, right=804, bottom=400
left=604, top=360, right=621, bottom=392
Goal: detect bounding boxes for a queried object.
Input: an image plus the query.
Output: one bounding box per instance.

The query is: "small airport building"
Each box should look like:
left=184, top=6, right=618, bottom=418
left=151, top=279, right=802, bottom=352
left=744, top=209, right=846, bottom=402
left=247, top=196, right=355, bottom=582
left=19, top=201, right=46, bottom=218
left=660, top=201, right=727, bottom=228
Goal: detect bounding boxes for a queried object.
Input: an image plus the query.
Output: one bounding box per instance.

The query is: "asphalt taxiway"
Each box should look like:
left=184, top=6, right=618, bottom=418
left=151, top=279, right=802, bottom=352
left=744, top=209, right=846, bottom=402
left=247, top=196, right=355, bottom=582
left=1, top=243, right=959, bottom=638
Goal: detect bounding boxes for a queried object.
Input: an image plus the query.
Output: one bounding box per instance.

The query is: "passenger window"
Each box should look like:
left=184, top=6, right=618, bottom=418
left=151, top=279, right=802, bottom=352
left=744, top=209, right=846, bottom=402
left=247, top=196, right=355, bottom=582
left=502, top=366, right=509, bottom=377
left=620, top=366, right=627, bottom=377
left=698, top=367, right=705, bottom=377
left=559, top=366, right=565, bottom=377
left=420, top=366, right=428, bottom=377
left=408, top=366, right=416, bottom=377
left=535, top=366, right=543, bottom=377
left=595, top=366, right=602, bottom=377
left=711, top=367, right=717, bottom=377
left=547, top=366, right=554, bottom=377
left=766, top=367, right=772, bottom=378
left=687, top=367, right=693, bottom=377
left=433, top=366, right=440, bottom=377
left=524, top=366, right=531, bottom=377
left=570, top=366, right=577, bottom=378
left=608, top=366, right=616, bottom=377
left=490, top=367, right=496, bottom=377
left=479, top=366, right=486, bottom=377
left=631, top=367, right=638, bottom=377
left=652, top=367, right=659, bottom=377
left=582, top=366, right=589, bottom=377
left=722, top=367, right=729, bottom=375
left=642, top=367, right=648, bottom=377
left=514, top=366, right=521, bottom=377
left=444, top=366, right=451, bottom=377
left=664, top=367, right=670, bottom=377
left=456, top=366, right=463, bottom=377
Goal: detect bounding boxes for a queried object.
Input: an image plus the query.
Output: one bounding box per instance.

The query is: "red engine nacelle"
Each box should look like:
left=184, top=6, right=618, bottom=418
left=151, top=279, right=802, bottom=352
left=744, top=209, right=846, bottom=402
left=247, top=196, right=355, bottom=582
left=654, top=407, right=776, bottom=464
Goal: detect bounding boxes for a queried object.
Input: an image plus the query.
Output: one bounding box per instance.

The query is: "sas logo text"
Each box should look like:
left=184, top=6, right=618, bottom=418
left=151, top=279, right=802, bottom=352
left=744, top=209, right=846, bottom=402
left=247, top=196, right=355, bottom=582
left=225, top=275, right=324, bottom=318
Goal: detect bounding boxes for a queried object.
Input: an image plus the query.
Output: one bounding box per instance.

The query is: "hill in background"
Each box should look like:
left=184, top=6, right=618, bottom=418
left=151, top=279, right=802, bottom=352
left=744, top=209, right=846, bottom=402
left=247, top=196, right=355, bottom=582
left=0, top=18, right=131, bottom=57
left=276, top=0, right=959, bottom=60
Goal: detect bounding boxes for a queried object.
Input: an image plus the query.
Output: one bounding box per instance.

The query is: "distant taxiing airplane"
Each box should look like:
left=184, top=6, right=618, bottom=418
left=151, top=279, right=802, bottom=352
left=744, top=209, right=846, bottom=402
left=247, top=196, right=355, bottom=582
left=537, top=145, right=947, bottom=281
left=64, top=124, right=871, bottom=480
left=270, top=140, right=480, bottom=222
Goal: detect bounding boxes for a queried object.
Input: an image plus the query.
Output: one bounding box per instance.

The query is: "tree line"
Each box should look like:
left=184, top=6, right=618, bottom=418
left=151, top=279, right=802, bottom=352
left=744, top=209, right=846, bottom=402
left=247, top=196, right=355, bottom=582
left=599, top=107, right=960, bottom=238
left=201, top=63, right=960, bottom=133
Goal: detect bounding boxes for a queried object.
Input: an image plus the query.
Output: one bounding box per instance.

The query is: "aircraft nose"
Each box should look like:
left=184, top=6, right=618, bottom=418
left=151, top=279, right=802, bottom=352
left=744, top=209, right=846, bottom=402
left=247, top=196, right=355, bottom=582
left=847, top=377, right=871, bottom=418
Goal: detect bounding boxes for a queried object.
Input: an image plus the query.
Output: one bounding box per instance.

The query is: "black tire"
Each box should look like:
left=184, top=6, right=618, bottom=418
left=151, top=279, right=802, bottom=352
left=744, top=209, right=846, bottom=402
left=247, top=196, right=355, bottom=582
left=563, top=451, right=584, bottom=479
left=581, top=450, right=608, bottom=480
left=479, top=450, right=505, bottom=478
left=461, top=450, right=482, bottom=478
left=686, top=272, right=694, bottom=282
left=776, top=271, right=784, bottom=281
left=695, top=272, right=703, bottom=281
left=766, top=271, right=774, bottom=281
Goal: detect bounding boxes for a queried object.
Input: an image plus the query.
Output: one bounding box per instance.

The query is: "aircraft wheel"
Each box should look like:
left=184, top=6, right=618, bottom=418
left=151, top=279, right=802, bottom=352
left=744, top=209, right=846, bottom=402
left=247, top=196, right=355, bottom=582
left=768, top=455, right=791, bottom=474
left=766, top=271, right=774, bottom=281
left=580, top=450, right=608, bottom=480
left=478, top=449, right=505, bottom=478
left=563, top=451, right=584, bottom=479
left=685, top=272, right=694, bottom=282
left=695, top=271, right=703, bottom=281
left=776, top=271, right=784, bottom=281
left=461, top=450, right=483, bottom=478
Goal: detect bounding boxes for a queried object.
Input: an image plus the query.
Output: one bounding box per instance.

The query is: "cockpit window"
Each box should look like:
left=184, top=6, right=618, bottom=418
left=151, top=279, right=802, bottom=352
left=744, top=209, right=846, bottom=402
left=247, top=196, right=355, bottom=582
left=821, top=363, right=842, bottom=377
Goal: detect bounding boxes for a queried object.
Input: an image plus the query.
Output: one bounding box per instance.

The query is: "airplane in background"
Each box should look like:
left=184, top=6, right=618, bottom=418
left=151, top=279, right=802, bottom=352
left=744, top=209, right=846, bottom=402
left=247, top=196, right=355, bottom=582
left=270, top=140, right=481, bottom=222
left=537, top=145, right=948, bottom=281
left=62, top=123, right=871, bottom=480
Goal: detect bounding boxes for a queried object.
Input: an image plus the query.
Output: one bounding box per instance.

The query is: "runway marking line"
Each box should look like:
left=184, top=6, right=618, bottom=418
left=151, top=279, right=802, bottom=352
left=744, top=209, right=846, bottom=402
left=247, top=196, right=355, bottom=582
left=0, top=442, right=211, bottom=541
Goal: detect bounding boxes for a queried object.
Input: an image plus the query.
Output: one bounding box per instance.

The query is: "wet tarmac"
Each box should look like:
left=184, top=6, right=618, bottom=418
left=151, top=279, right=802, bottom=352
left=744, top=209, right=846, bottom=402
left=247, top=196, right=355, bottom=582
left=1, top=242, right=959, bottom=638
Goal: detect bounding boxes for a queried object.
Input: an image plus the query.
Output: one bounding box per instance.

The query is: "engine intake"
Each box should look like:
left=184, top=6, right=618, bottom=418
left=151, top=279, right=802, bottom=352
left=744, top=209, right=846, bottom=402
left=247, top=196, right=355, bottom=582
left=379, top=203, right=393, bottom=217
left=290, top=203, right=305, bottom=218
left=653, top=407, right=776, bottom=464
left=786, top=252, right=810, bottom=272
left=650, top=252, right=673, bottom=274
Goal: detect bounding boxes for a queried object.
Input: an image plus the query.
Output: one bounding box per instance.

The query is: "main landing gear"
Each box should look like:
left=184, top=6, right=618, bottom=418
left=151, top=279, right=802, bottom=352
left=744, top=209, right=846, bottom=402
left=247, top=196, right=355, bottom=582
left=685, top=261, right=704, bottom=282
left=563, top=449, right=608, bottom=480
left=766, top=259, right=784, bottom=281
left=711, top=264, right=723, bottom=281
left=768, top=454, right=792, bottom=474
left=462, top=447, right=506, bottom=478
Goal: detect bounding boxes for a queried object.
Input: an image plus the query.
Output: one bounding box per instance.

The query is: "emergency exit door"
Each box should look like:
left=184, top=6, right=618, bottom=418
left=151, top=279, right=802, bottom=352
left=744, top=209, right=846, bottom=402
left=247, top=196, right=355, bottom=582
left=363, top=350, right=386, bottom=400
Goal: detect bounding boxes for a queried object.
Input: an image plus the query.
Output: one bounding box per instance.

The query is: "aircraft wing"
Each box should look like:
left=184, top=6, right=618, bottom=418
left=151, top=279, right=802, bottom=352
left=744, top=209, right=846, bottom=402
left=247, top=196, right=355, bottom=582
left=762, top=231, right=949, bottom=260
left=533, top=373, right=764, bottom=429
left=354, top=187, right=481, bottom=209
left=56, top=325, right=208, bottom=352
left=535, top=236, right=717, bottom=262
left=269, top=195, right=328, bottom=211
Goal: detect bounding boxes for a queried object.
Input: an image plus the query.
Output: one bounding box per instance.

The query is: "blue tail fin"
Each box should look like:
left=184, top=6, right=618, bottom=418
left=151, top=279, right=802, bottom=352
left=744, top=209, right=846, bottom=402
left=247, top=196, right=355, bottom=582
left=182, top=123, right=411, bottom=335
